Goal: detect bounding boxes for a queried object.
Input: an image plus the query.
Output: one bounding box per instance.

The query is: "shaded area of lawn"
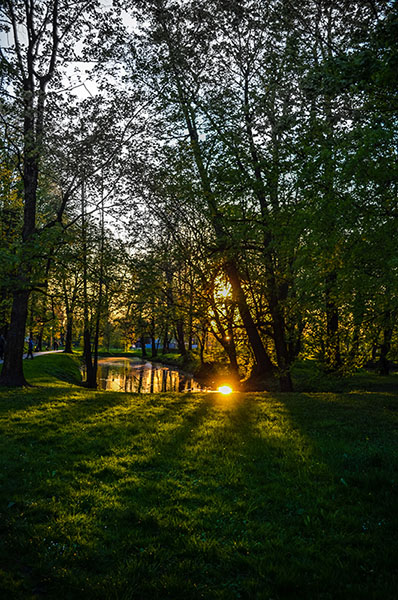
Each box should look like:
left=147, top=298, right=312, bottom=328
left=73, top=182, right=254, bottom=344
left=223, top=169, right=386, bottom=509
left=0, top=355, right=397, bottom=599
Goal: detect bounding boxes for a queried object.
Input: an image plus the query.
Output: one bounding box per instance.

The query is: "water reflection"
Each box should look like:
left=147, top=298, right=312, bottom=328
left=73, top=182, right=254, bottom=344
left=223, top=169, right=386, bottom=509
left=86, top=357, right=207, bottom=393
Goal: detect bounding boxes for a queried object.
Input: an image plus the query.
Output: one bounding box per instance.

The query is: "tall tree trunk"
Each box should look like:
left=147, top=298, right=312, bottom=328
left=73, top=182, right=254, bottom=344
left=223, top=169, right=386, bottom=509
left=321, top=20, right=342, bottom=373
left=378, top=312, right=392, bottom=375
left=163, top=266, right=173, bottom=354
left=188, top=277, right=194, bottom=352
left=28, top=293, right=35, bottom=339
left=161, top=35, right=275, bottom=388
left=0, top=289, right=30, bottom=386
left=176, top=318, right=187, bottom=357
left=162, top=323, right=169, bottom=354
left=62, top=276, right=77, bottom=354
left=81, top=182, right=96, bottom=388
left=150, top=311, right=157, bottom=358
left=93, top=313, right=101, bottom=379
left=268, top=284, right=293, bottom=391
left=151, top=335, right=157, bottom=358
left=140, top=336, right=147, bottom=358
left=225, top=261, right=274, bottom=384
left=37, top=329, right=44, bottom=352
left=243, top=74, right=293, bottom=391
left=150, top=366, right=155, bottom=393
left=35, top=259, right=52, bottom=352
left=198, top=324, right=207, bottom=365
left=325, top=270, right=341, bottom=371
left=92, top=175, right=105, bottom=382
left=64, top=316, right=74, bottom=354
left=0, top=87, right=37, bottom=385
left=0, top=3, right=59, bottom=385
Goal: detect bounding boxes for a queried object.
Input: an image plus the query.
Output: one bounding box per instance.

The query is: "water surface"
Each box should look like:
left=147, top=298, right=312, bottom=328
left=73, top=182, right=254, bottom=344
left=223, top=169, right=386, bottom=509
left=90, top=357, right=207, bottom=393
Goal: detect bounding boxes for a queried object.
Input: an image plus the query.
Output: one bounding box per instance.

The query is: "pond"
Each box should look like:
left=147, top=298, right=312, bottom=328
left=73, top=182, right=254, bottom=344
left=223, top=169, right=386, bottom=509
left=84, top=357, right=208, bottom=393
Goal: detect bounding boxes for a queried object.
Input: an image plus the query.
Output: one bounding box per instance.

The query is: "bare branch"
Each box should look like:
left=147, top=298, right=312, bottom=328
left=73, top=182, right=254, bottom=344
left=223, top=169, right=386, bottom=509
left=6, top=0, right=27, bottom=81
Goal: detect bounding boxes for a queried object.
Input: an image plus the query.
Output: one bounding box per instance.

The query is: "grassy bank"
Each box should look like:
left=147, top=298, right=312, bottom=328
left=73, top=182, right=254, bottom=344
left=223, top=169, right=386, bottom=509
left=0, top=354, right=397, bottom=599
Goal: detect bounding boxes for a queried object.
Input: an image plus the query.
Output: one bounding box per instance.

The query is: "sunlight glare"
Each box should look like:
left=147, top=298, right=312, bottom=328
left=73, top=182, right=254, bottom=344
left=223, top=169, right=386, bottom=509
left=218, top=385, right=233, bottom=395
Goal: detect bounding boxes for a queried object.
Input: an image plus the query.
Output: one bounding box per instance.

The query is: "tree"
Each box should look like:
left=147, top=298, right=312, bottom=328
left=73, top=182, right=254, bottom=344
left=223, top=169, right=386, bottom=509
left=0, top=0, right=100, bottom=386
left=295, top=0, right=397, bottom=372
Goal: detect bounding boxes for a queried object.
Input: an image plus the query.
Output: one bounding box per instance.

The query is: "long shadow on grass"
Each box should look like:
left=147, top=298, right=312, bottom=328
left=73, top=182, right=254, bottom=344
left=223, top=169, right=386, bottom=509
left=93, top=394, right=334, bottom=599
left=2, top=391, right=397, bottom=599
left=0, top=385, right=88, bottom=416
left=276, top=390, right=398, bottom=599
left=0, top=387, right=155, bottom=423
left=279, top=391, right=398, bottom=486
left=0, top=394, right=218, bottom=599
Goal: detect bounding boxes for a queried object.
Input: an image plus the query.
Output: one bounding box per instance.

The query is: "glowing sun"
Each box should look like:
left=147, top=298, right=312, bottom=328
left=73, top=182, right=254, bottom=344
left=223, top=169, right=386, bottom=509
left=217, top=385, right=233, bottom=395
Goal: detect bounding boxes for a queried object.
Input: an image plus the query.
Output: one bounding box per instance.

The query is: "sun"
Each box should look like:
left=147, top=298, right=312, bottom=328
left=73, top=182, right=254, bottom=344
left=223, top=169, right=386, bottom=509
left=217, top=385, right=233, bottom=395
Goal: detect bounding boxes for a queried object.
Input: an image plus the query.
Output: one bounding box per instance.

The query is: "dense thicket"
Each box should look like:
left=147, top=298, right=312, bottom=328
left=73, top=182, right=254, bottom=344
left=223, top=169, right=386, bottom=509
left=0, top=0, right=397, bottom=389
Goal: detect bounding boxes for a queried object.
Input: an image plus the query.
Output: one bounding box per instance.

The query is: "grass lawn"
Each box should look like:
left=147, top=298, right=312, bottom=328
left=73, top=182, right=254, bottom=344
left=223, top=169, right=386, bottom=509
left=0, top=354, right=397, bottom=599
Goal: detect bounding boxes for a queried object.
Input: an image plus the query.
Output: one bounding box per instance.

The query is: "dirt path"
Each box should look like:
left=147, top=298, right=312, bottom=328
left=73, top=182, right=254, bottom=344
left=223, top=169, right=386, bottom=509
left=0, top=349, right=64, bottom=364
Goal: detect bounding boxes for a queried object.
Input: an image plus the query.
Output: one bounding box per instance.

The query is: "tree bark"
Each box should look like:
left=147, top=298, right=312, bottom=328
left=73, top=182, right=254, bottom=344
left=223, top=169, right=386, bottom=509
left=0, top=289, right=30, bottom=386
left=268, top=284, right=293, bottom=391
left=0, top=80, right=37, bottom=386
left=378, top=312, right=392, bottom=375
left=92, top=178, right=105, bottom=383
left=162, top=324, right=169, bottom=354
left=81, top=182, right=96, bottom=388
left=160, top=28, right=276, bottom=388
left=175, top=318, right=186, bottom=357
left=151, top=335, right=157, bottom=358
left=62, top=275, right=78, bottom=354
left=0, top=3, right=59, bottom=386
left=325, top=270, right=341, bottom=371
left=242, top=73, right=293, bottom=391
left=64, top=316, right=74, bottom=354
left=225, top=261, right=274, bottom=379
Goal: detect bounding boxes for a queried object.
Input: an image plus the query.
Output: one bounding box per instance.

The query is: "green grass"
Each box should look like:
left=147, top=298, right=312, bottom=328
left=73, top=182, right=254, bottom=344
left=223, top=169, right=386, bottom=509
left=97, top=349, right=143, bottom=359
left=0, top=354, right=397, bottom=599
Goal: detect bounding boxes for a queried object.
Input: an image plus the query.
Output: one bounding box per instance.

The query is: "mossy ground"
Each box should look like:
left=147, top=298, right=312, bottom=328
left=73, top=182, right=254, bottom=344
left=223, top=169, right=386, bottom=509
left=0, top=354, right=397, bottom=599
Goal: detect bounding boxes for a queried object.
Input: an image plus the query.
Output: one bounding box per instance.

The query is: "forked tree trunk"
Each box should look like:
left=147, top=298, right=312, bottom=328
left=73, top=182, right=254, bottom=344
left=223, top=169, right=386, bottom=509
left=0, top=4, right=59, bottom=386
left=0, top=85, right=38, bottom=386
left=225, top=261, right=274, bottom=385
left=162, top=39, right=276, bottom=389
left=208, top=289, right=240, bottom=380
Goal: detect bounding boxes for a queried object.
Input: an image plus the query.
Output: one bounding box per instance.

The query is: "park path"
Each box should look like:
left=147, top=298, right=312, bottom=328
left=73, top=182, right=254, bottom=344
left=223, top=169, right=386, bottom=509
left=0, top=349, right=64, bottom=364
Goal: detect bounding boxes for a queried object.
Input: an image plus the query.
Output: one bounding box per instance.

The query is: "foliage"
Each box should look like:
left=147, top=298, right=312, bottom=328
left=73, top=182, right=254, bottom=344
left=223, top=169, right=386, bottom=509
left=1, top=0, right=397, bottom=386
